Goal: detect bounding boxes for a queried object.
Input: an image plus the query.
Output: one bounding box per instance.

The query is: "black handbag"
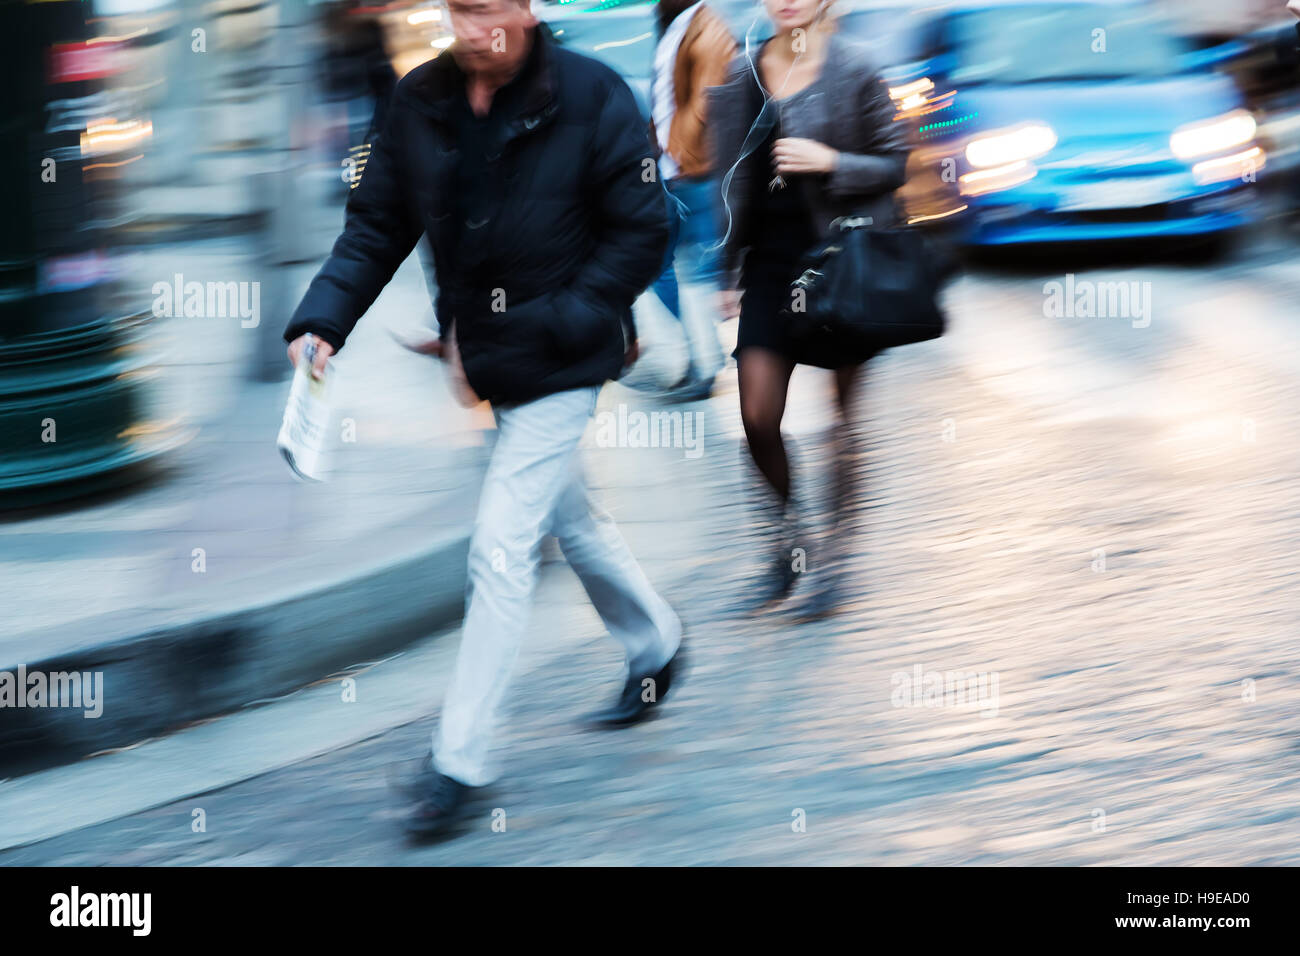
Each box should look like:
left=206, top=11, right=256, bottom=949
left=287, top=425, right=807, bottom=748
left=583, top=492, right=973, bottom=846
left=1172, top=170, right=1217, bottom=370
left=780, top=215, right=948, bottom=369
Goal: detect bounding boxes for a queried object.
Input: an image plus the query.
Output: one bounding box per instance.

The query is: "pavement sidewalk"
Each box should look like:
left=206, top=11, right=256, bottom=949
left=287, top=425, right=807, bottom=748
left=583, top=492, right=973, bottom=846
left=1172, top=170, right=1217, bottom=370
left=5, top=251, right=1300, bottom=862
left=0, top=247, right=492, bottom=775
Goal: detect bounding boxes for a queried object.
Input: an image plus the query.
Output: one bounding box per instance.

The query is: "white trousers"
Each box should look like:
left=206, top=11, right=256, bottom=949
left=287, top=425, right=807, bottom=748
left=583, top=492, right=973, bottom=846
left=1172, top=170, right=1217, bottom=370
left=433, top=386, right=682, bottom=786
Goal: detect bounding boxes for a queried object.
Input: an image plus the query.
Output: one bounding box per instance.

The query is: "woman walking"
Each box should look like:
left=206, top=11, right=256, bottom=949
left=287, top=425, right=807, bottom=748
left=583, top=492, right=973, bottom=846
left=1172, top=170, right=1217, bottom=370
left=708, top=0, right=908, bottom=617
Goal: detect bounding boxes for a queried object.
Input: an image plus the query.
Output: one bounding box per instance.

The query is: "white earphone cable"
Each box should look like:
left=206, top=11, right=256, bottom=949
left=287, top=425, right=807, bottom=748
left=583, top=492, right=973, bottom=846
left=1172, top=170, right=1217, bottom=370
left=712, top=2, right=830, bottom=254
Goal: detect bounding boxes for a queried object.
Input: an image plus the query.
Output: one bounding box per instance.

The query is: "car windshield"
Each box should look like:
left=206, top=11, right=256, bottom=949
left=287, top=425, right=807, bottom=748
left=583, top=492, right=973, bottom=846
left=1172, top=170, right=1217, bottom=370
left=547, top=10, right=657, bottom=77
left=947, top=5, right=1185, bottom=84
left=836, top=7, right=927, bottom=68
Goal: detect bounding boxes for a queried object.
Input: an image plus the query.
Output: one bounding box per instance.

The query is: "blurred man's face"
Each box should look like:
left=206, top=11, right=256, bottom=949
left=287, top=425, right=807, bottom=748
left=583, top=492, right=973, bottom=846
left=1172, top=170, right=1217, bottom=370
left=446, top=0, right=536, bottom=75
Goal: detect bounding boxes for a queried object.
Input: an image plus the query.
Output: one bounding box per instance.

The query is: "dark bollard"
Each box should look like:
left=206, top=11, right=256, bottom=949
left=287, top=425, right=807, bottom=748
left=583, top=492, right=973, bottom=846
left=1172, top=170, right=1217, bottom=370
left=0, top=0, right=188, bottom=511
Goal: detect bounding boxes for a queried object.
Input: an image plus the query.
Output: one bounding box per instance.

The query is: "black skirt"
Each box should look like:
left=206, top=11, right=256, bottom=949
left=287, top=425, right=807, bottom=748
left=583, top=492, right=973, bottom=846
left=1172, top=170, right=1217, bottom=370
left=736, top=252, right=810, bottom=358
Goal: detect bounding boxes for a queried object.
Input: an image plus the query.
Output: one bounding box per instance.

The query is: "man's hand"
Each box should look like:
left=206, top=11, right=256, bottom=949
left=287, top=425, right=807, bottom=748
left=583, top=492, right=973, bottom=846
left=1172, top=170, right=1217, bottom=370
left=773, top=137, right=839, bottom=175
left=287, top=333, right=335, bottom=380
left=389, top=325, right=445, bottom=358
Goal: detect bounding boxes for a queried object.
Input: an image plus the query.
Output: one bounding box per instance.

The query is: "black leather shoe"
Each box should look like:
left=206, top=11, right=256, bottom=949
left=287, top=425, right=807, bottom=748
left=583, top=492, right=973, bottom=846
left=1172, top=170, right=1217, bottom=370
left=400, top=760, right=474, bottom=841
left=585, top=641, right=687, bottom=728
left=389, top=753, right=441, bottom=802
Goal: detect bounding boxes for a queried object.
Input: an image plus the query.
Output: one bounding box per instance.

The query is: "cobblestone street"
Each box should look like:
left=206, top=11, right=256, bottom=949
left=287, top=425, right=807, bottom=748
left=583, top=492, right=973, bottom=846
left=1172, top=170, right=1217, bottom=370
left=5, top=244, right=1299, bottom=866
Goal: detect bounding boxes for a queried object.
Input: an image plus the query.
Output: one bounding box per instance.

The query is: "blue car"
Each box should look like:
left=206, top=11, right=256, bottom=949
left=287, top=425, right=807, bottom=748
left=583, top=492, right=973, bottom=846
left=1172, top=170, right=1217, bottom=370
left=892, top=0, right=1265, bottom=247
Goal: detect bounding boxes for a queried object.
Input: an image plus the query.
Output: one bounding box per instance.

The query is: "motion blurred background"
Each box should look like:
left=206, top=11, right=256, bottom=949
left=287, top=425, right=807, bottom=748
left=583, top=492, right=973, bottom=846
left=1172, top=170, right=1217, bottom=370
left=4, top=0, right=1297, bottom=505
left=1, top=0, right=1297, bottom=864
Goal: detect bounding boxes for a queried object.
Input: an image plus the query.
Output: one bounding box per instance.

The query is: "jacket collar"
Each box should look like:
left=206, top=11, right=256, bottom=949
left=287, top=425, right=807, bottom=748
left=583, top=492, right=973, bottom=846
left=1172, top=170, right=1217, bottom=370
left=397, top=21, right=560, bottom=139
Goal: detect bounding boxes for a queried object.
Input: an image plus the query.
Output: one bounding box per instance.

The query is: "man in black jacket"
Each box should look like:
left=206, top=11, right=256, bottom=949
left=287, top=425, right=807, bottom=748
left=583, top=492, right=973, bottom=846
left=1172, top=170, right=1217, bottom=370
left=284, top=0, right=684, bottom=840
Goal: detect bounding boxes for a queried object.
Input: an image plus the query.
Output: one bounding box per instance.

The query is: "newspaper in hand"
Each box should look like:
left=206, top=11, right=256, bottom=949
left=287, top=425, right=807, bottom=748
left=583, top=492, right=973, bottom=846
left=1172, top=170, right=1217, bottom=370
left=276, top=337, right=334, bottom=482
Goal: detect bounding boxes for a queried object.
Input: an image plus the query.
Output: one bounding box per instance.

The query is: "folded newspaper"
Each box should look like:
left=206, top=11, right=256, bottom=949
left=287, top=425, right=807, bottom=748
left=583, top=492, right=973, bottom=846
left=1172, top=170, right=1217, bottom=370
left=276, top=338, right=334, bottom=481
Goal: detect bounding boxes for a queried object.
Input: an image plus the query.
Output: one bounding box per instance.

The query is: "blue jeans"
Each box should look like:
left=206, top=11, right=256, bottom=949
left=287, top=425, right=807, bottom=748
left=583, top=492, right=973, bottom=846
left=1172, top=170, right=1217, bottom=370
left=652, top=175, right=723, bottom=318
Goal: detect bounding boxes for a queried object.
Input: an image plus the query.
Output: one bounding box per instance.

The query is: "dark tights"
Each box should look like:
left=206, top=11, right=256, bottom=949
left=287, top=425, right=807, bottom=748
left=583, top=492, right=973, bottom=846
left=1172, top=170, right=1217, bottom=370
left=737, top=347, right=860, bottom=502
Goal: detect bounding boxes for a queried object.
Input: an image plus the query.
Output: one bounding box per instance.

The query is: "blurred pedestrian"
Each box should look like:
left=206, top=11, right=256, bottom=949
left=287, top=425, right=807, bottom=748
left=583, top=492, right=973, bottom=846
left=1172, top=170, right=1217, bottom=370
left=319, top=2, right=397, bottom=159
left=284, top=0, right=683, bottom=842
left=708, top=0, right=908, bottom=617
left=648, top=0, right=736, bottom=400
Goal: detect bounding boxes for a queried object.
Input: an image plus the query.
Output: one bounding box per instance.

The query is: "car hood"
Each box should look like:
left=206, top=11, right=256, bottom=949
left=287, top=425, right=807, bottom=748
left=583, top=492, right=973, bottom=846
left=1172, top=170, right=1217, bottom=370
left=949, top=75, right=1244, bottom=144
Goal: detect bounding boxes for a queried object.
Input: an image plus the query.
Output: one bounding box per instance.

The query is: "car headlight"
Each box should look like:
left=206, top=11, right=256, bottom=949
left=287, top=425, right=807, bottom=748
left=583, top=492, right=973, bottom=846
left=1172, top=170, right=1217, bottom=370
left=1170, top=110, right=1256, bottom=160
left=889, top=77, right=934, bottom=112
left=964, top=124, right=1057, bottom=169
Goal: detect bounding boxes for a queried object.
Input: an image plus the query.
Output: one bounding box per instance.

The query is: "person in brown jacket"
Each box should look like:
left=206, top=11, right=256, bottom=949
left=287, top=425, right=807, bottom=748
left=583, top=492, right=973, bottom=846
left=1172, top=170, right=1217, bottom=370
left=648, top=0, right=736, bottom=399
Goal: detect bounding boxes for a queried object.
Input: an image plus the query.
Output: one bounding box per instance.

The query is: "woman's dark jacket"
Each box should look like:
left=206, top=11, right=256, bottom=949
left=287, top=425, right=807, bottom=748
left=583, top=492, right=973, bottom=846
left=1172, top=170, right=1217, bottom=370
left=284, top=23, right=670, bottom=405
left=706, top=30, right=909, bottom=289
